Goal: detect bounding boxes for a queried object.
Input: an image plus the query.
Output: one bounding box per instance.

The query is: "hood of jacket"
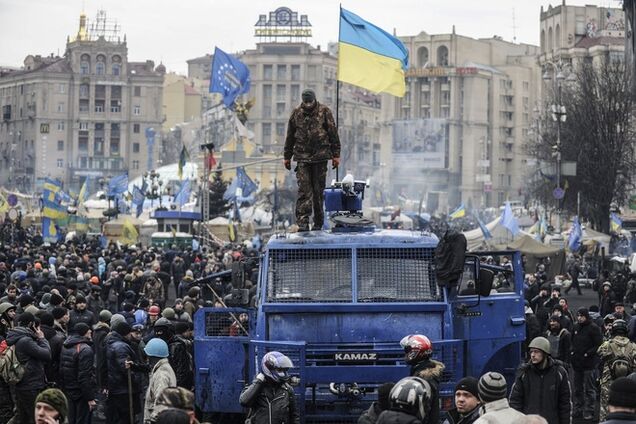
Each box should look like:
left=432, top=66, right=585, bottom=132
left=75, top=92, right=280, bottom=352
left=412, top=358, right=445, bottom=380
left=612, top=335, right=632, bottom=347
left=63, top=334, right=92, bottom=348
left=6, top=326, right=36, bottom=346
left=107, top=331, right=129, bottom=347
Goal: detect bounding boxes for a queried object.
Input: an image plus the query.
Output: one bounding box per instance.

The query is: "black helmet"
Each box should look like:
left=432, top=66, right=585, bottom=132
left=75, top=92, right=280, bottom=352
left=154, top=317, right=173, bottom=329
left=612, top=319, right=629, bottom=337
left=604, top=314, right=617, bottom=324
left=389, top=377, right=432, bottom=421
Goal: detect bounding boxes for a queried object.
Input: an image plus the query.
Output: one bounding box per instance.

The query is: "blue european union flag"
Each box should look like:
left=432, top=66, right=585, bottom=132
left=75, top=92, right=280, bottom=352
left=132, top=185, right=145, bottom=218
left=224, top=167, right=257, bottom=203
left=108, top=173, right=129, bottom=196
left=209, top=47, right=250, bottom=108
left=568, top=216, right=582, bottom=252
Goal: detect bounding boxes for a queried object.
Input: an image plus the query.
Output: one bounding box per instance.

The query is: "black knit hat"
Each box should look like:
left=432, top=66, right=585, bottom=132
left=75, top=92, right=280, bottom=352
left=301, top=89, right=316, bottom=103
left=608, top=377, right=636, bottom=408
left=75, top=295, right=86, bottom=304
left=50, top=292, right=64, bottom=306
left=19, top=294, right=34, bottom=308
left=17, top=312, right=35, bottom=327
left=478, top=372, right=507, bottom=403
left=577, top=307, right=590, bottom=318
left=455, top=376, right=479, bottom=399
left=113, top=321, right=131, bottom=336
left=52, top=306, right=68, bottom=320
left=73, top=322, right=91, bottom=336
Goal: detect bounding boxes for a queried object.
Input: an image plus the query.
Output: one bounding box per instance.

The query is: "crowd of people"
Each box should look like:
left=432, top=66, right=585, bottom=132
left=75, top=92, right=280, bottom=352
left=0, top=219, right=260, bottom=424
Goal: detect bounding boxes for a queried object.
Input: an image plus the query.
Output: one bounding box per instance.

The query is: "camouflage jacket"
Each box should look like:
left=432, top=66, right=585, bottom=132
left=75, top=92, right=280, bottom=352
left=284, top=102, right=340, bottom=162
left=598, top=335, right=636, bottom=380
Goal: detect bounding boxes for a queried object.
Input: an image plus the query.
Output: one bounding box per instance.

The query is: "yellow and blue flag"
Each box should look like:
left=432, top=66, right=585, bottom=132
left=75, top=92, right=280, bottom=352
left=610, top=213, right=622, bottom=233
left=120, top=219, right=139, bottom=245
left=42, top=217, right=59, bottom=243
left=43, top=177, right=63, bottom=202
left=338, top=8, right=409, bottom=97
left=78, top=177, right=91, bottom=207
left=449, top=204, right=466, bottom=220
left=42, top=197, right=67, bottom=220
left=0, top=192, right=8, bottom=214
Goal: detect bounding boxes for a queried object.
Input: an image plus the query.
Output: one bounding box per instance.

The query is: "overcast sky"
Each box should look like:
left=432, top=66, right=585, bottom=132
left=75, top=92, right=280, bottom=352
left=0, top=0, right=622, bottom=74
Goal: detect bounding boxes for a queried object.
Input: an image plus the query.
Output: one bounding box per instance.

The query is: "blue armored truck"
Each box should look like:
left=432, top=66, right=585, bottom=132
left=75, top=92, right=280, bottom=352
left=194, top=179, right=526, bottom=423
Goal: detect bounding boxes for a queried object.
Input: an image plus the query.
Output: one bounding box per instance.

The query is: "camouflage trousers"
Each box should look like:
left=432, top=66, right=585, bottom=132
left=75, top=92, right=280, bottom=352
left=295, top=161, right=328, bottom=230
left=600, top=374, right=612, bottom=422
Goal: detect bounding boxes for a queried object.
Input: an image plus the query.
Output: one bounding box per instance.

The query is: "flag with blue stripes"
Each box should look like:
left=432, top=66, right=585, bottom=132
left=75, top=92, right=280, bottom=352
left=449, top=204, right=466, bottom=220
left=224, top=167, right=257, bottom=202
left=610, top=212, right=622, bottom=233
left=209, top=47, right=251, bottom=108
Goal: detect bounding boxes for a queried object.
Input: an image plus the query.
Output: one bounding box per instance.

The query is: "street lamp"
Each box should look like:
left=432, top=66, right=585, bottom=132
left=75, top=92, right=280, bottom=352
left=542, top=60, right=571, bottom=234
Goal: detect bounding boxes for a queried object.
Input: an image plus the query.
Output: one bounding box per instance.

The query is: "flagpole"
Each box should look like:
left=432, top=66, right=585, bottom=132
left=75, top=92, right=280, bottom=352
left=335, top=4, right=342, bottom=183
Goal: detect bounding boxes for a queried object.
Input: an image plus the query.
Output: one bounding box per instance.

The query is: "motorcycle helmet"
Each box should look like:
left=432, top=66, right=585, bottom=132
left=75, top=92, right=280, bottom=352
left=389, top=377, right=432, bottom=421
left=403, top=334, right=433, bottom=365
left=261, top=351, right=294, bottom=383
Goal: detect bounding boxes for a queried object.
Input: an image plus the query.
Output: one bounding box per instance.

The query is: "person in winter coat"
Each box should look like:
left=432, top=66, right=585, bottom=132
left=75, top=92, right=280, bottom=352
left=6, top=312, right=51, bottom=424
left=239, top=351, right=300, bottom=424
left=474, top=372, right=526, bottom=424
left=402, top=335, right=444, bottom=424
left=376, top=377, right=432, bottom=424
left=524, top=304, right=542, bottom=356
left=59, top=323, right=97, bottom=424
left=570, top=307, right=603, bottom=421
left=544, top=315, right=571, bottom=363
left=530, top=284, right=551, bottom=331
left=597, top=319, right=636, bottom=421
left=442, top=377, right=481, bottom=424
left=143, top=338, right=177, bottom=423
left=141, top=277, right=165, bottom=308
left=0, top=302, right=15, bottom=424
left=358, top=383, right=393, bottom=424
left=38, top=311, right=65, bottom=386
left=68, top=296, right=97, bottom=329
left=509, top=337, right=571, bottom=423
left=601, top=282, right=617, bottom=318
left=169, top=321, right=194, bottom=390
left=106, top=321, right=148, bottom=424
left=600, top=377, right=636, bottom=423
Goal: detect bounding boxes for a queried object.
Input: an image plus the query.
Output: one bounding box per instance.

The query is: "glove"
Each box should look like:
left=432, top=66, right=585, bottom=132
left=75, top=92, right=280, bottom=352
left=283, top=159, right=291, bottom=170
left=332, top=157, right=340, bottom=169
left=256, top=373, right=266, bottom=382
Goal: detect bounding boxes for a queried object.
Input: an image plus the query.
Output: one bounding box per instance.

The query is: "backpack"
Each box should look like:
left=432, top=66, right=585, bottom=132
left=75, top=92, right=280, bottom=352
left=608, top=341, right=636, bottom=379
left=0, top=339, right=25, bottom=385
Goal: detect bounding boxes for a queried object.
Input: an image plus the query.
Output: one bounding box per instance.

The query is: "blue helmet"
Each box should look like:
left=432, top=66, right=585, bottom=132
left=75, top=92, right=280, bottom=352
left=261, top=351, right=293, bottom=383
left=144, top=338, right=169, bottom=358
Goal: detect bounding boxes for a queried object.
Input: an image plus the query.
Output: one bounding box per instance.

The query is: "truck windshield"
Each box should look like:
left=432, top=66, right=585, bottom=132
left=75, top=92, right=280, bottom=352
left=266, top=247, right=438, bottom=303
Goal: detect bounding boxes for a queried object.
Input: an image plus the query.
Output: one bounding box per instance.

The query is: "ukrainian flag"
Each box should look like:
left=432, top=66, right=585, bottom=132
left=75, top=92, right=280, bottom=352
left=42, top=217, right=58, bottom=243
left=610, top=213, right=622, bottom=233
left=338, top=8, right=409, bottom=97
left=42, top=198, right=67, bottom=220
left=449, top=204, right=466, bottom=220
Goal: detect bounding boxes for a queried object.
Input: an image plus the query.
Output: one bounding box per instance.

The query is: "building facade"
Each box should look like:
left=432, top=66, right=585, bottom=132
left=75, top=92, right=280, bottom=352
left=379, top=30, right=541, bottom=211
left=0, top=12, right=164, bottom=192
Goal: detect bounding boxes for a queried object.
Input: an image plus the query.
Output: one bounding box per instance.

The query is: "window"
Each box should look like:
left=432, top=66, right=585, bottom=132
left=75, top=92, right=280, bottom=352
left=133, top=123, right=140, bottom=133
left=437, top=46, right=449, bottom=66
left=79, top=122, right=89, bottom=130
left=276, top=84, right=286, bottom=102
left=96, top=62, right=105, bottom=75
left=80, top=54, right=90, bottom=75
left=95, top=103, right=103, bottom=113
left=263, top=84, right=272, bottom=102
left=276, top=103, right=286, bottom=117
left=110, top=100, right=121, bottom=113
left=523, top=81, right=529, bottom=91
left=262, top=123, right=271, bottom=136
left=291, top=84, right=300, bottom=103
left=78, top=137, right=88, bottom=151
left=57, top=102, right=64, bottom=113
left=417, top=47, right=429, bottom=67
left=57, top=121, right=65, bottom=131
left=307, top=65, right=317, bottom=79
left=79, top=84, right=89, bottom=98
left=277, top=65, right=287, bottom=80
left=57, top=159, right=63, bottom=168
left=58, top=84, right=66, bottom=94
left=276, top=123, right=286, bottom=136
left=132, top=160, right=139, bottom=170
left=133, top=105, right=141, bottom=115
left=134, top=86, right=141, bottom=97
left=110, top=139, right=120, bottom=154
left=263, top=65, right=273, bottom=80
left=291, top=65, right=300, bottom=81
left=111, top=55, right=122, bottom=76
left=133, top=143, right=140, bottom=153
left=57, top=140, right=64, bottom=151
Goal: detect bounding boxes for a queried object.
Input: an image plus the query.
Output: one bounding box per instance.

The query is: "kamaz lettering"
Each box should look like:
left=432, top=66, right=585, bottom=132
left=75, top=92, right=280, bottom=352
left=334, top=353, right=377, bottom=361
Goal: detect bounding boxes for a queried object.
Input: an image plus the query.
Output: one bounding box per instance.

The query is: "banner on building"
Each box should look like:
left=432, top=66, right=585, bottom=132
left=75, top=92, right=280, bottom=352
left=392, top=119, right=447, bottom=170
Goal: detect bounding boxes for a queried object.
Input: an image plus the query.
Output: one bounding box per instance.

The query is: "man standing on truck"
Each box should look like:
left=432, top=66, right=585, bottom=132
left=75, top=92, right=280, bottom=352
left=401, top=334, right=445, bottom=424
left=283, top=89, right=341, bottom=232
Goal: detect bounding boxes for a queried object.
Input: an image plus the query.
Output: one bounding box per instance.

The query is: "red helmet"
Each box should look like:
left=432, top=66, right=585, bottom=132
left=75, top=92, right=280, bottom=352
left=403, top=335, right=433, bottom=364
left=148, top=305, right=161, bottom=316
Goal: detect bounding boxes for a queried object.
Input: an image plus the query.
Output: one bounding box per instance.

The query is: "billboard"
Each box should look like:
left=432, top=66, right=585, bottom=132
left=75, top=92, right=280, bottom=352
left=392, top=119, right=447, bottom=169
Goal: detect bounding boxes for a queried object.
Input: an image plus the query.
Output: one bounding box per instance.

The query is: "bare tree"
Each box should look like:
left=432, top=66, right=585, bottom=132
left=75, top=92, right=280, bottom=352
left=527, top=60, right=635, bottom=233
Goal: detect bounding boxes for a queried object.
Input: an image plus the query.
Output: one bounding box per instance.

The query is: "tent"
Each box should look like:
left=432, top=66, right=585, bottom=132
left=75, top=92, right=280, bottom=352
left=464, top=217, right=530, bottom=251
left=496, top=234, right=566, bottom=279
